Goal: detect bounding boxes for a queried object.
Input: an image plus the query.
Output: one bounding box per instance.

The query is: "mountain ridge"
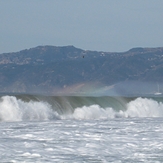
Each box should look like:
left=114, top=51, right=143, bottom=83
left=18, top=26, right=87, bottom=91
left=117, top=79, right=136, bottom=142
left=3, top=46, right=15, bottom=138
left=0, top=45, right=163, bottom=95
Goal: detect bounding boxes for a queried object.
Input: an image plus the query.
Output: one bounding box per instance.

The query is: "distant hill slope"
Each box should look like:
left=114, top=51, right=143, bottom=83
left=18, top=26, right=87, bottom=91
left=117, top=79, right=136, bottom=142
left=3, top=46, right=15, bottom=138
left=0, top=45, right=163, bottom=95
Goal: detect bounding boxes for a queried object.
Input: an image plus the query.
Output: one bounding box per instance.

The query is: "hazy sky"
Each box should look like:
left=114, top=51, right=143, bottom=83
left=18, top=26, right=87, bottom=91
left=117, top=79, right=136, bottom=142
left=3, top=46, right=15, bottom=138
left=0, top=0, right=163, bottom=53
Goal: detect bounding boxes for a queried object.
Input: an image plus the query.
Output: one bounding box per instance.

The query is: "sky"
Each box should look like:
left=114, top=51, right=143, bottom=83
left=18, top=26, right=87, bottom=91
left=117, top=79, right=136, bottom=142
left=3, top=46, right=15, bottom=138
left=0, top=0, right=163, bottom=53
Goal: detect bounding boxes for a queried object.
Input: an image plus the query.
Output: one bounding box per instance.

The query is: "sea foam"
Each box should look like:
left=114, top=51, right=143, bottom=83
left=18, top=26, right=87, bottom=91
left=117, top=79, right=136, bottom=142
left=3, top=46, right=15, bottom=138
left=1, top=95, right=163, bottom=122
left=0, top=96, right=59, bottom=121
left=72, top=98, right=163, bottom=119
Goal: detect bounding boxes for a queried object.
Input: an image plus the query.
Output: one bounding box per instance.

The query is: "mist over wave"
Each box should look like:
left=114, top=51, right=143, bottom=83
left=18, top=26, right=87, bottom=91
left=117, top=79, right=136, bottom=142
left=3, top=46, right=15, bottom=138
left=0, top=95, right=163, bottom=122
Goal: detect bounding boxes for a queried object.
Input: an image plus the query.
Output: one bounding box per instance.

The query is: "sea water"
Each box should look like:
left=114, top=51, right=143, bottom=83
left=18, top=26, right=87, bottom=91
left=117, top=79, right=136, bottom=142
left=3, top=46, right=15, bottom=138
left=0, top=95, right=163, bottom=162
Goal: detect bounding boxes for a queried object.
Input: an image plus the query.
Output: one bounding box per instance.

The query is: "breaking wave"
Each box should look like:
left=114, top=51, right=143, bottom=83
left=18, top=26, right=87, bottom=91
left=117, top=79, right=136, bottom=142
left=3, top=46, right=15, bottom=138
left=0, top=95, right=163, bottom=122
left=71, top=98, right=163, bottom=120
left=0, top=96, right=59, bottom=122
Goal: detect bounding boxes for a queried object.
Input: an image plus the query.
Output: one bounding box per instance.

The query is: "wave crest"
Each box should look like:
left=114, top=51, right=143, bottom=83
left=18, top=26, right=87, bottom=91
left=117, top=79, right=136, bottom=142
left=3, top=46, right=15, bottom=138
left=0, top=96, right=59, bottom=122
left=71, top=98, right=163, bottom=120
left=1, top=95, right=163, bottom=122
left=126, top=97, right=163, bottom=117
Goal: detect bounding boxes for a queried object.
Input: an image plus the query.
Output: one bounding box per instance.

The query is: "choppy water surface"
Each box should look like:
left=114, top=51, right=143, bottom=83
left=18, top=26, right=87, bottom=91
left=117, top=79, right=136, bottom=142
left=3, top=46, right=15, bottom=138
left=0, top=118, right=163, bottom=162
left=1, top=95, right=163, bottom=162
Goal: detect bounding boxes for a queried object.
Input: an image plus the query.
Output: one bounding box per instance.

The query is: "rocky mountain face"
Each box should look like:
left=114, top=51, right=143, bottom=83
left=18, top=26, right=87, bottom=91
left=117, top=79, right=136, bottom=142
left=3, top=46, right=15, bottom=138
left=0, top=45, right=163, bottom=95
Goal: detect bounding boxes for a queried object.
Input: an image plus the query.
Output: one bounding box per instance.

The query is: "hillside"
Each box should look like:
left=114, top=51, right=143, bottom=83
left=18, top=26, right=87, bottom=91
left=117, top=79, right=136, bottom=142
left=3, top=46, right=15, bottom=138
left=0, top=46, right=163, bottom=95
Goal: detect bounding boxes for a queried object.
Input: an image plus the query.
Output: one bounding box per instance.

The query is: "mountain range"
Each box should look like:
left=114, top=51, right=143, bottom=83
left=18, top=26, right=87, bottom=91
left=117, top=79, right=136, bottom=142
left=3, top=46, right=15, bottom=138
left=0, top=45, right=163, bottom=95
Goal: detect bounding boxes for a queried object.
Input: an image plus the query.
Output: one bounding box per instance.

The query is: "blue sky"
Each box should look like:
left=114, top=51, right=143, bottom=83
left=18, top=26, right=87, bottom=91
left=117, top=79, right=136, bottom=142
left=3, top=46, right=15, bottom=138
left=0, top=0, right=163, bottom=53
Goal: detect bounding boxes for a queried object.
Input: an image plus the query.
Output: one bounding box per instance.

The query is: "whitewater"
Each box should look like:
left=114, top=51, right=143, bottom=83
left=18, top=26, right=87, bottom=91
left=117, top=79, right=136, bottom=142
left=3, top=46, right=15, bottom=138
left=0, top=94, right=163, bottom=162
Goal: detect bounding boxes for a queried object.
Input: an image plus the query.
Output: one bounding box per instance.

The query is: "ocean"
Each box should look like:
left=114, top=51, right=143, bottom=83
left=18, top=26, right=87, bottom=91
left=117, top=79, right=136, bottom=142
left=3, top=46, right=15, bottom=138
left=0, top=94, right=163, bottom=162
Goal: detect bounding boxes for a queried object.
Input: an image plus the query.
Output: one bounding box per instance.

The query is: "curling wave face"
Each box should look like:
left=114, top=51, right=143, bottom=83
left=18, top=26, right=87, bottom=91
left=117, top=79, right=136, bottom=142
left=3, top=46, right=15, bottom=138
left=0, top=95, right=163, bottom=122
